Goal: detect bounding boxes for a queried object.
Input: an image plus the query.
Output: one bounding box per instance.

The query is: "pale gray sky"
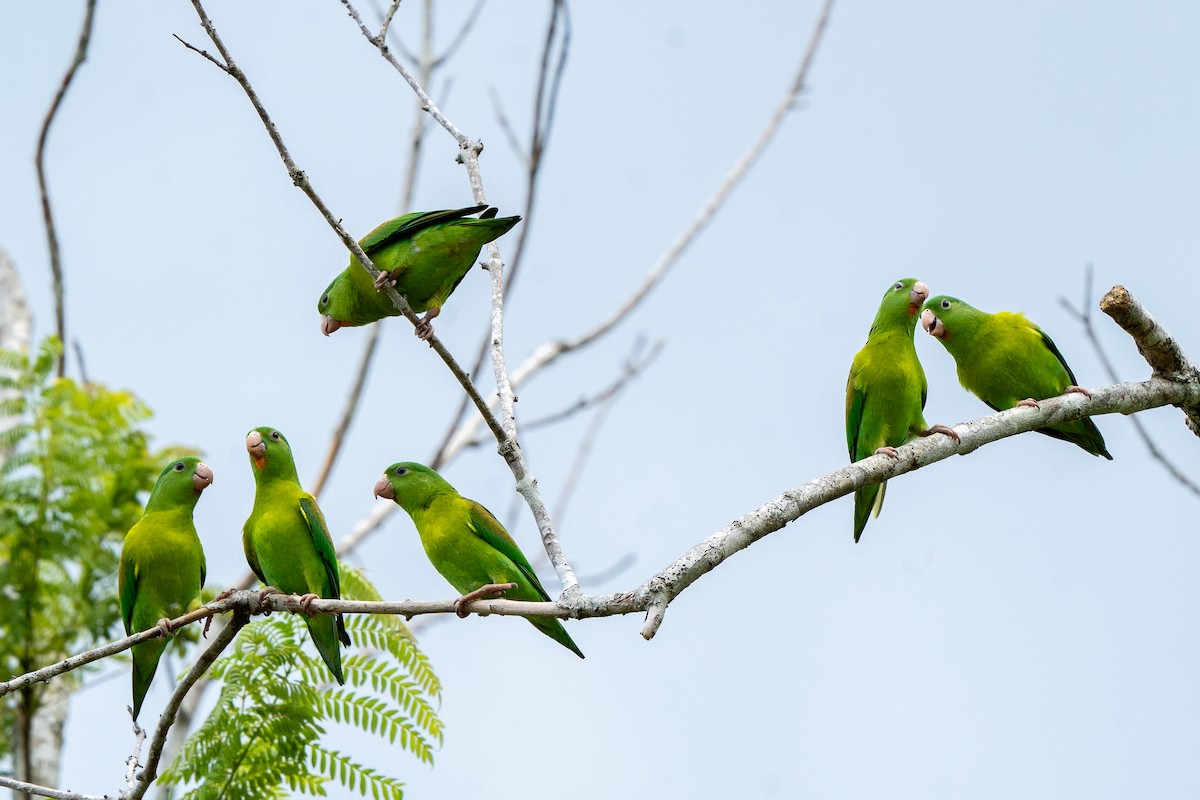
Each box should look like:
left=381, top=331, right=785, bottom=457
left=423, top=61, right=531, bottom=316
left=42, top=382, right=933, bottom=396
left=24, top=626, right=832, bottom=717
left=3, top=1, right=1200, bottom=798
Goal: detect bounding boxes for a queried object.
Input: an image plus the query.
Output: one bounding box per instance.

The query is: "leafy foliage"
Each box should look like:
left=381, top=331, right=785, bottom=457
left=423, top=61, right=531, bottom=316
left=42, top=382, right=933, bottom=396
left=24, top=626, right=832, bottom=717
left=0, top=337, right=182, bottom=766
left=160, top=566, right=442, bottom=800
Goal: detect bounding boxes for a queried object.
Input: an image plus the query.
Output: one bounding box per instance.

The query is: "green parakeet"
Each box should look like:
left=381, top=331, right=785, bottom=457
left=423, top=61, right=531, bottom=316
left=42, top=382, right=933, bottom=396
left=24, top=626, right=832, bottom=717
left=243, top=427, right=352, bottom=683
left=373, top=462, right=584, bottom=659
left=921, top=295, right=1113, bottom=459
left=846, top=279, right=957, bottom=542
left=318, top=205, right=521, bottom=340
left=119, top=456, right=212, bottom=719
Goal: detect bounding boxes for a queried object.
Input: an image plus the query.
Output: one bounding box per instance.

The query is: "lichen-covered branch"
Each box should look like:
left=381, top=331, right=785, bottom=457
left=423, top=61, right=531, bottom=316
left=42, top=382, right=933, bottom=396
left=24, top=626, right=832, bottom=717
left=1101, top=284, right=1200, bottom=437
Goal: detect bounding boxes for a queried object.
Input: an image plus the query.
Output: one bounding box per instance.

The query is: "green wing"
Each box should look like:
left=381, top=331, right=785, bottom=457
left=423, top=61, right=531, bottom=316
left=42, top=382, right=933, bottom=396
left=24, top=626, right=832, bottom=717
left=119, top=553, right=138, bottom=635
left=242, top=524, right=267, bottom=586
left=298, top=496, right=341, bottom=599
left=361, top=205, right=488, bottom=254
left=298, top=495, right=351, bottom=647
left=1037, top=328, right=1081, bottom=387
left=465, top=502, right=552, bottom=602
left=846, top=378, right=866, bottom=460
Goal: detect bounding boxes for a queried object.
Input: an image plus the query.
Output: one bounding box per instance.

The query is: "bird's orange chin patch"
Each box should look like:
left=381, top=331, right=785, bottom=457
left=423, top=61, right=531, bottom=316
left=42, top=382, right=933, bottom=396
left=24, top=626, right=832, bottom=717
left=252, top=455, right=267, bottom=470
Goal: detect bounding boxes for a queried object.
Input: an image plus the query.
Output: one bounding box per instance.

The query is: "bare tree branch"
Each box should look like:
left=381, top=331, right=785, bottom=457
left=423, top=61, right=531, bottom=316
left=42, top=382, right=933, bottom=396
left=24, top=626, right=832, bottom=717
left=35, top=0, right=98, bottom=379
left=1061, top=268, right=1200, bottom=495
left=0, top=775, right=112, bottom=800
left=126, top=611, right=247, bottom=800
left=441, top=0, right=571, bottom=464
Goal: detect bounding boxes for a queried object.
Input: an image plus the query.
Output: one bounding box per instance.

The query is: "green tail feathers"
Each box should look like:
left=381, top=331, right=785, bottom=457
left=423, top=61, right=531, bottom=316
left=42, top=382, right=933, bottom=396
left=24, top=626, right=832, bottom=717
left=306, top=613, right=351, bottom=684
left=853, top=481, right=886, bottom=543
left=1039, top=418, right=1113, bottom=460
left=532, top=616, right=584, bottom=659
left=130, top=638, right=168, bottom=720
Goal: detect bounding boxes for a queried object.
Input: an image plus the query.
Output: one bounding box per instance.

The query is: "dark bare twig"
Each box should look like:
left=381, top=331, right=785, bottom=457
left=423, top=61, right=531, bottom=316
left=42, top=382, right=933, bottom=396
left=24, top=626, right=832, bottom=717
left=36, top=0, right=98, bottom=379
left=311, top=324, right=380, bottom=499
left=1060, top=267, right=1200, bottom=496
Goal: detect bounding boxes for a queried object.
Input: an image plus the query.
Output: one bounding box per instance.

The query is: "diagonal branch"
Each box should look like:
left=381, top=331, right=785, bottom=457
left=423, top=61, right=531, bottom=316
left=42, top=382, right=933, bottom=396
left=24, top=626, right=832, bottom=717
left=126, top=611, right=247, bottom=800
left=1060, top=269, right=1200, bottom=495
left=36, top=0, right=98, bottom=379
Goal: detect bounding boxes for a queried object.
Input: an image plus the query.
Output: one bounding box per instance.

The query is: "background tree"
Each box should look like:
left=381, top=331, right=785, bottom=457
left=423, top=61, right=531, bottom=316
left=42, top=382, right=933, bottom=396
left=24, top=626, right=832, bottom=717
left=1, top=1, right=1199, bottom=799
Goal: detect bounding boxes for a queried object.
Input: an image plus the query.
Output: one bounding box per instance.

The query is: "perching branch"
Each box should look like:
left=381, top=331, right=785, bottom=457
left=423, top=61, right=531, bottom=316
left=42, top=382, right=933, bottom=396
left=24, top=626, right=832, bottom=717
left=9, top=291, right=1200, bottom=757
left=35, top=0, right=98, bottom=379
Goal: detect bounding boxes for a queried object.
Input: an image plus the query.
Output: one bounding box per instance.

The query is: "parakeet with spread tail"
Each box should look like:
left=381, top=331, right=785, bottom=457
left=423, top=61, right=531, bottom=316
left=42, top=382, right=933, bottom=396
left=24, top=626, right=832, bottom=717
left=374, top=462, right=583, bottom=658
left=119, top=457, right=212, bottom=719
left=243, top=427, right=352, bottom=683
left=921, top=295, right=1112, bottom=459
left=318, top=205, right=521, bottom=340
left=846, top=279, right=958, bottom=542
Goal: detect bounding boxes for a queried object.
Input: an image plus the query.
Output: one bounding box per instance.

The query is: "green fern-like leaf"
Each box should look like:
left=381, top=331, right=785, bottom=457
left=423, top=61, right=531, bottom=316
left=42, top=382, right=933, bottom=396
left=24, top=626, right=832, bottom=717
left=161, top=567, right=441, bottom=799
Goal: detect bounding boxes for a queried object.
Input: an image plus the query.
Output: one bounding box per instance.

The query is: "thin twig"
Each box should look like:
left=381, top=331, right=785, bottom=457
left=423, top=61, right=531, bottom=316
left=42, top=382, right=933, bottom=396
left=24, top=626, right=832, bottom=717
left=440, top=0, right=836, bottom=463
left=457, top=338, right=664, bottom=449
left=124, top=718, right=146, bottom=793
left=36, top=0, right=98, bottom=378
left=441, top=0, right=571, bottom=460
left=339, top=0, right=473, bottom=148
left=311, top=324, right=380, bottom=499
left=1060, top=267, right=1200, bottom=495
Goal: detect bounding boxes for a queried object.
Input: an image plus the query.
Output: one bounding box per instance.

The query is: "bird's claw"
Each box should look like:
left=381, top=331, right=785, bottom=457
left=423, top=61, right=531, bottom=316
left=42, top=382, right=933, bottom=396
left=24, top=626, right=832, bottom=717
left=453, top=582, right=518, bottom=618
left=257, top=586, right=280, bottom=615
left=1066, top=385, right=1092, bottom=398
left=873, top=446, right=899, bottom=459
left=373, top=271, right=395, bottom=291
left=154, top=618, right=173, bottom=639
left=1017, top=398, right=1040, bottom=410
left=298, top=593, right=320, bottom=616
left=924, top=424, right=961, bottom=443
left=415, top=321, right=435, bottom=341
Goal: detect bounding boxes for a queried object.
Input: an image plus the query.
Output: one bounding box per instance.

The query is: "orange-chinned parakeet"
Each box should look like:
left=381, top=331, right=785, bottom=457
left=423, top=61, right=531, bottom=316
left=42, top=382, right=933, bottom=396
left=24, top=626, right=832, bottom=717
left=243, top=427, right=352, bottom=683
left=318, top=205, right=521, bottom=340
left=921, top=295, right=1113, bottom=459
left=373, top=462, right=583, bottom=659
left=846, top=279, right=958, bottom=542
left=119, top=456, right=212, bottom=719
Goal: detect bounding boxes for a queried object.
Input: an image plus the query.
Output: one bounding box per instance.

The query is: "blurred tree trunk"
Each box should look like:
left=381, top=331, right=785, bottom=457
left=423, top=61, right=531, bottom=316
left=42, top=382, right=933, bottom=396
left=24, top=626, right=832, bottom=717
left=0, top=248, right=66, bottom=800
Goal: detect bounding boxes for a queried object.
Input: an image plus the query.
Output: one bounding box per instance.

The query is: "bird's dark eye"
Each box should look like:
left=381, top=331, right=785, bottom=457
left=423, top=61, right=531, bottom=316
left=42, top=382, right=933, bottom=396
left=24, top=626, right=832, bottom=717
left=893, top=282, right=904, bottom=291
left=173, top=462, right=185, bottom=471
left=395, top=466, right=409, bottom=477
left=270, top=431, right=281, bottom=441
left=940, top=299, right=951, bottom=310
left=320, top=294, right=329, bottom=306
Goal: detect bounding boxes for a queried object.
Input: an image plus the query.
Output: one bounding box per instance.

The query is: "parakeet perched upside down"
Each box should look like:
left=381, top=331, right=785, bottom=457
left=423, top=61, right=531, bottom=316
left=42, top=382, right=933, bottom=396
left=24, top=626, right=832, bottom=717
left=846, top=279, right=958, bottom=542
left=318, top=205, right=521, bottom=340
left=373, top=462, right=584, bottom=659
left=921, top=295, right=1112, bottom=459
left=119, top=456, right=212, bottom=719
left=243, top=427, right=352, bottom=683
